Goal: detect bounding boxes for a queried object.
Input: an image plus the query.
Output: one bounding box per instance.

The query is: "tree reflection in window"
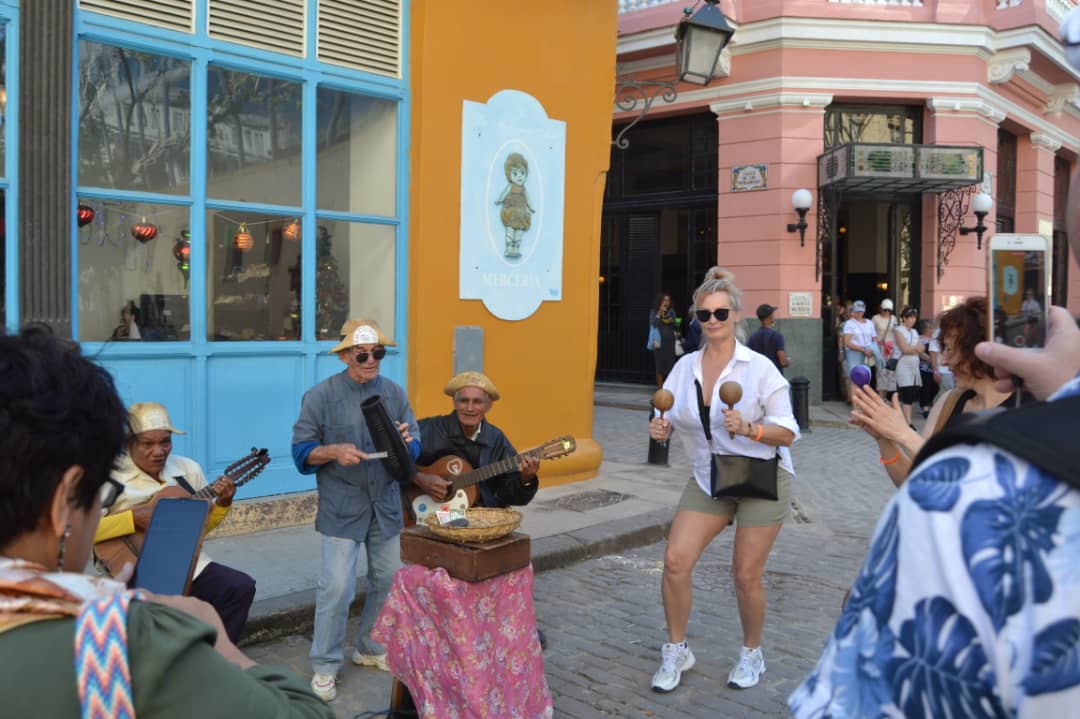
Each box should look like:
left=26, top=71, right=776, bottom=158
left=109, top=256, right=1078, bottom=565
left=78, top=41, right=191, bottom=193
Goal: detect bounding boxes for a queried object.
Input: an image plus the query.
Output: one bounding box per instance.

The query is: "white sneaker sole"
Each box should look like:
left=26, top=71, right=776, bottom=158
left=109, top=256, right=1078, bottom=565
left=351, top=652, right=389, bottom=672
left=727, top=664, right=766, bottom=689
left=651, top=652, right=696, bottom=693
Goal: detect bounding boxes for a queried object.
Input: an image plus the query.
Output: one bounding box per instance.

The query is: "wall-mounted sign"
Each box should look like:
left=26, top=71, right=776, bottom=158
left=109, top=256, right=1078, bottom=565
left=789, top=291, right=813, bottom=318
left=731, top=164, right=767, bottom=192
left=459, top=90, right=566, bottom=321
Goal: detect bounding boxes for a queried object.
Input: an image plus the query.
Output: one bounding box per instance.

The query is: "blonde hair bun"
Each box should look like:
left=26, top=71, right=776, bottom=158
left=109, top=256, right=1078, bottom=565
left=705, top=266, right=736, bottom=283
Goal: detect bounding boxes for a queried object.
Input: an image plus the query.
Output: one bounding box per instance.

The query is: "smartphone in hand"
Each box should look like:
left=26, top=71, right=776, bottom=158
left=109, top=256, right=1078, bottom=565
left=130, top=498, right=209, bottom=595
left=987, top=234, right=1051, bottom=349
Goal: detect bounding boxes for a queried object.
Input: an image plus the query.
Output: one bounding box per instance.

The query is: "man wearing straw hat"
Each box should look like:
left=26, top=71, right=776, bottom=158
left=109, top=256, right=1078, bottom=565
left=416, top=371, right=540, bottom=510
left=291, top=318, right=421, bottom=702
left=416, top=371, right=547, bottom=649
left=95, top=401, right=257, bottom=643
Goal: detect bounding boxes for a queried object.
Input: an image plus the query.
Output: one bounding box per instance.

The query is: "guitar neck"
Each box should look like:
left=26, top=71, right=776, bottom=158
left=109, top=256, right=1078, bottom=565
left=452, top=450, right=536, bottom=491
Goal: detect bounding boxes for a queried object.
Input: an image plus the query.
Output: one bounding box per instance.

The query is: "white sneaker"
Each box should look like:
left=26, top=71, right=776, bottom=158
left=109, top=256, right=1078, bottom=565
left=651, top=642, right=695, bottom=693
left=727, top=646, right=766, bottom=689
left=351, top=649, right=390, bottom=672
left=310, top=673, right=336, bottom=702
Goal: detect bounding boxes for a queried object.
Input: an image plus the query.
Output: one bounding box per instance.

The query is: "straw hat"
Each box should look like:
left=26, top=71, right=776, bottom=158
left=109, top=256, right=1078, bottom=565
left=128, top=402, right=186, bottom=435
left=444, top=371, right=500, bottom=401
left=328, top=318, right=397, bottom=354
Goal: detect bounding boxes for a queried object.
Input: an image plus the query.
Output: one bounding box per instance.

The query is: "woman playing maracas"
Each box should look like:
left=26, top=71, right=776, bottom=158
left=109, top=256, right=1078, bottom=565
left=647, top=267, right=799, bottom=694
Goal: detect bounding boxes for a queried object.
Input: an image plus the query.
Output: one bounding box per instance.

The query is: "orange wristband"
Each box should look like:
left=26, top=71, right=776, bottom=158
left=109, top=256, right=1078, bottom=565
left=753, top=423, right=765, bottom=442
left=880, top=451, right=901, bottom=465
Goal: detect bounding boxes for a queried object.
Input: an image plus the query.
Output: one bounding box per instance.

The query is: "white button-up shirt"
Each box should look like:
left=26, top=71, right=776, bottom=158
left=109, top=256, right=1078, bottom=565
left=109, top=453, right=216, bottom=577
left=661, top=342, right=799, bottom=497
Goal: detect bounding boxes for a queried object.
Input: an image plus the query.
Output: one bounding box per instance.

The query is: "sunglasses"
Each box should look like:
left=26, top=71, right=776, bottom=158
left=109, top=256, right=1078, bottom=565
left=101, top=477, right=125, bottom=510
left=355, top=347, right=387, bottom=363
left=695, top=308, right=732, bottom=323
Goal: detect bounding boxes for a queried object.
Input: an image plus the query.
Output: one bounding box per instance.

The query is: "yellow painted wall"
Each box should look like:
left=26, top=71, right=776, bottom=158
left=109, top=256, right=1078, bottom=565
left=408, top=0, right=615, bottom=483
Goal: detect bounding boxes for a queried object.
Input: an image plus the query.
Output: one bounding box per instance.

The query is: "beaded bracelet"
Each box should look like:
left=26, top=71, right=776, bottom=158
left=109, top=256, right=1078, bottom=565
left=880, top=450, right=902, bottom=465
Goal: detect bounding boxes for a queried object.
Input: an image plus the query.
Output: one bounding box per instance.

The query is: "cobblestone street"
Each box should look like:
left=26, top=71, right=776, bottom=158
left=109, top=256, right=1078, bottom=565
left=250, top=404, right=896, bottom=717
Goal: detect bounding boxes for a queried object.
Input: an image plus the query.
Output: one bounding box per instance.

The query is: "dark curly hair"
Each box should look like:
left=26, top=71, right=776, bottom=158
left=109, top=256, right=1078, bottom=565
left=0, top=324, right=128, bottom=548
left=937, top=297, right=994, bottom=381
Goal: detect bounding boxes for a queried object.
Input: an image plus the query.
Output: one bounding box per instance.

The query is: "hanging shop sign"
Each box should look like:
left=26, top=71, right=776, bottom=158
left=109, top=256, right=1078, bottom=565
left=459, top=89, right=566, bottom=321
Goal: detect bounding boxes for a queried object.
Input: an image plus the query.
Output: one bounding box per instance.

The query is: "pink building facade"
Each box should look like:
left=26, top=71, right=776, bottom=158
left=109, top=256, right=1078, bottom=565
left=606, top=0, right=1080, bottom=400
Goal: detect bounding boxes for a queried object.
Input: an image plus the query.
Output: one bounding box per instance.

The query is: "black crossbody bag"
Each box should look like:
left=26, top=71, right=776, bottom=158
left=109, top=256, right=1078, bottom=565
left=695, top=380, right=779, bottom=501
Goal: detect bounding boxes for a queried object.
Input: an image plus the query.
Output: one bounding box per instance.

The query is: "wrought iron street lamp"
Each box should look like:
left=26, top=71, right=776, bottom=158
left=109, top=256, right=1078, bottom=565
left=787, top=188, right=813, bottom=247
left=613, top=0, right=735, bottom=148
left=959, top=192, right=993, bottom=250
left=676, top=0, right=736, bottom=85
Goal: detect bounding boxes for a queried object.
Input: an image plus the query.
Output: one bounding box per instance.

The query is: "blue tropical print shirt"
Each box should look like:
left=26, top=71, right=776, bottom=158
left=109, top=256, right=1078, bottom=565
left=790, top=374, right=1080, bottom=719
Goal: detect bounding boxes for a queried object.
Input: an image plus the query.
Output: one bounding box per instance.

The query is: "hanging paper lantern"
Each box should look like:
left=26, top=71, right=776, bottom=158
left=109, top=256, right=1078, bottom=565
left=131, top=219, right=158, bottom=243
left=282, top=219, right=301, bottom=242
left=232, top=223, right=254, bottom=251
left=77, top=204, right=95, bottom=228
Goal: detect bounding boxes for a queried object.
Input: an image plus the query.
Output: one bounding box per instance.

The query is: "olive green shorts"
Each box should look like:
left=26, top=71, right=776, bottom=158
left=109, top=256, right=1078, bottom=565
left=675, top=466, right=793, bottom=527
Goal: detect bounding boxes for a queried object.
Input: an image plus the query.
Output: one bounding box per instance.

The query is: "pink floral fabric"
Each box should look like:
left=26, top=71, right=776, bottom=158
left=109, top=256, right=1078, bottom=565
left=373, top=563, right=553, bottom=719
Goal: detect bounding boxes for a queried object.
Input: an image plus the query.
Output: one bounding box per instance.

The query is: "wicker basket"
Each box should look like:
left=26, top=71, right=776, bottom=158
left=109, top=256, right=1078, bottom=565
left=424, top=508, right=522, bottom=544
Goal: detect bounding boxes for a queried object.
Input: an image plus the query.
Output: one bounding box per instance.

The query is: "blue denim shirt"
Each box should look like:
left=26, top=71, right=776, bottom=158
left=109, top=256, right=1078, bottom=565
left=291, top=372, right=419, bottom=542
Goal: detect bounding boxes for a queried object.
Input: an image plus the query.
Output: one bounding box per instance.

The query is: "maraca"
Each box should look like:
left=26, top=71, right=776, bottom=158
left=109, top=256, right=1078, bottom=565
left=652, top=389, right=675, bottom=445
left=653, top=388, right=674, bottom=417
left=719, top=381, right=743, bottom=439
left=850, top=364, right=872, bottom=388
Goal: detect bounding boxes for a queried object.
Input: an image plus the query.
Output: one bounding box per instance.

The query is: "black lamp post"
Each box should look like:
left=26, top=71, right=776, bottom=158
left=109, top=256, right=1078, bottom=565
left=787, top=188, right=813, bottom=247
left=959, top=192, right=993, bottom=250
left=676, top=0, right=736, bottom=85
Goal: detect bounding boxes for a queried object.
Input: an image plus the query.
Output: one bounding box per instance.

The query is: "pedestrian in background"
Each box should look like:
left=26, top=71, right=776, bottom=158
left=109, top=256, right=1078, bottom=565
left=682, top=305, right=702, bottom=353
left=891, top=306, right=922, bottom=428
left=842, top=300, right=883, bottom=400
left=648, top=267, right=798, bottom=693
left=747, top=303, right=790, bottom=374
left=916, top=318, right=937, bottom=418
left=649, top=292, right=679, bottom=389
left=871, top=299, right=897, bottom=400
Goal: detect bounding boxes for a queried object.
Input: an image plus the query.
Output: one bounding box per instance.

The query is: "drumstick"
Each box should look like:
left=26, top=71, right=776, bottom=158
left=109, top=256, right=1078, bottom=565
left=719, top=381, right=743, bottom=439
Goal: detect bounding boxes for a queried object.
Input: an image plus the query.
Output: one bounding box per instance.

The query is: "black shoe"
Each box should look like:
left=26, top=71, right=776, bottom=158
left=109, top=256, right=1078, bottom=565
left=537, top=629, right=548, bottom=651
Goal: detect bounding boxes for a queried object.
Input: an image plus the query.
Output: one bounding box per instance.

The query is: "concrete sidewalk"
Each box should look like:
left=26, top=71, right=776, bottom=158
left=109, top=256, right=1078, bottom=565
left=214, top=383, right=863, bottom=646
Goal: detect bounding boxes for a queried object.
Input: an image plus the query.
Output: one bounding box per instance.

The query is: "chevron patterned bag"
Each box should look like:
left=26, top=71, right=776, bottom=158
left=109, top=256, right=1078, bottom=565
left=74, top=590, right=146, bottom=719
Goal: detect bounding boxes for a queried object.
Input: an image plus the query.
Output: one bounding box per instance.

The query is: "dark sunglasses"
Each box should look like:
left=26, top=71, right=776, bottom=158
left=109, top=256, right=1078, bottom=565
left=695, top=308, right=732, bottom=323
left=101, top=477, right=125, bottom=510
left=355, top=346, right=387, bottom=363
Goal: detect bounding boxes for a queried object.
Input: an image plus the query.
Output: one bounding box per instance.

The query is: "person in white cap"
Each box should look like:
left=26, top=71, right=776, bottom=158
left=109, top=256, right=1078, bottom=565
left=291, top=318, right=420, bottom=702
left=94, top=401, right=256, bottom=643
left=871, top=299, right=898, bottom=400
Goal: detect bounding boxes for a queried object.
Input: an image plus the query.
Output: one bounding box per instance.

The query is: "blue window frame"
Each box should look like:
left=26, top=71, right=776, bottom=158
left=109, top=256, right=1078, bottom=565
left=72, top=2, right=411, bottom=496
left=1, top=0, right=18, bottom=332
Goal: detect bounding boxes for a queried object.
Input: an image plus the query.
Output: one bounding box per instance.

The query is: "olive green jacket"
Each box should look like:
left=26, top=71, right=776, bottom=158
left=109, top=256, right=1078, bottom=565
left=0, top=601, right=333, bottom=719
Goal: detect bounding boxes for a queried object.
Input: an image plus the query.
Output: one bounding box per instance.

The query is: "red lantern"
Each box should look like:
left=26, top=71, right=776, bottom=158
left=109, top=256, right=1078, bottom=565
left=232, top=223, right=254, bottom=251
left=131, top=219, right=158, bottom=243
left=282, top=220, right=301, bottom=242
left=77, top=204, right=95, bottom=228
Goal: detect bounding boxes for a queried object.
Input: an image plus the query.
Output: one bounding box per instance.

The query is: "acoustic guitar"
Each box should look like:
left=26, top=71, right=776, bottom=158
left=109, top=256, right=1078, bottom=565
left=403, top=436, right=576, bottom=526
left=95, top=447, right=270, bottom=577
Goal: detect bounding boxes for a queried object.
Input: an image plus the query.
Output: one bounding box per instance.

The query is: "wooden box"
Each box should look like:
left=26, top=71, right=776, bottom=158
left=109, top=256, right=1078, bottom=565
left=400, top=525, right=531, bottom=582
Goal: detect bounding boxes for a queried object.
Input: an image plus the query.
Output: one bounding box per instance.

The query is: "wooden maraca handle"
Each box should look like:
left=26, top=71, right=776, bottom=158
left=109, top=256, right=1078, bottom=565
left=727, top=403, right=736, bottom=439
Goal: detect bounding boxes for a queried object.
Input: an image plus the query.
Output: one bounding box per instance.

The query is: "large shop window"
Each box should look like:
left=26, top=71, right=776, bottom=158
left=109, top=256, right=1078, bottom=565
left=76, top=38, right=400, bottom=343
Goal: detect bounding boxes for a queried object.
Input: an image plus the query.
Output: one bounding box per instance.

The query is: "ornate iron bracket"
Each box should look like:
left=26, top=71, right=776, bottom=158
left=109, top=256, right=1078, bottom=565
left=612, top=75, right=678, bottom=150
left=936, top=185, right=977, bottom=282
left=816, top=186, right=841, bottom=282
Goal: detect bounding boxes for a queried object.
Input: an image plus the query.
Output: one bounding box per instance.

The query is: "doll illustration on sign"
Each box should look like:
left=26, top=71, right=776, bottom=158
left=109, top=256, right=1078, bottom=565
left=494, top=152, right=535, bottom=258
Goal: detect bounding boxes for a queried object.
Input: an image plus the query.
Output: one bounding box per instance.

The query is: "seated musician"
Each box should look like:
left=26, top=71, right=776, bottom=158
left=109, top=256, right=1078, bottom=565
left=94, top=402, right=256, bottom=643
left=416, top=372, right=540, bottom=509
left=416, top=372, right=545, bottom=648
